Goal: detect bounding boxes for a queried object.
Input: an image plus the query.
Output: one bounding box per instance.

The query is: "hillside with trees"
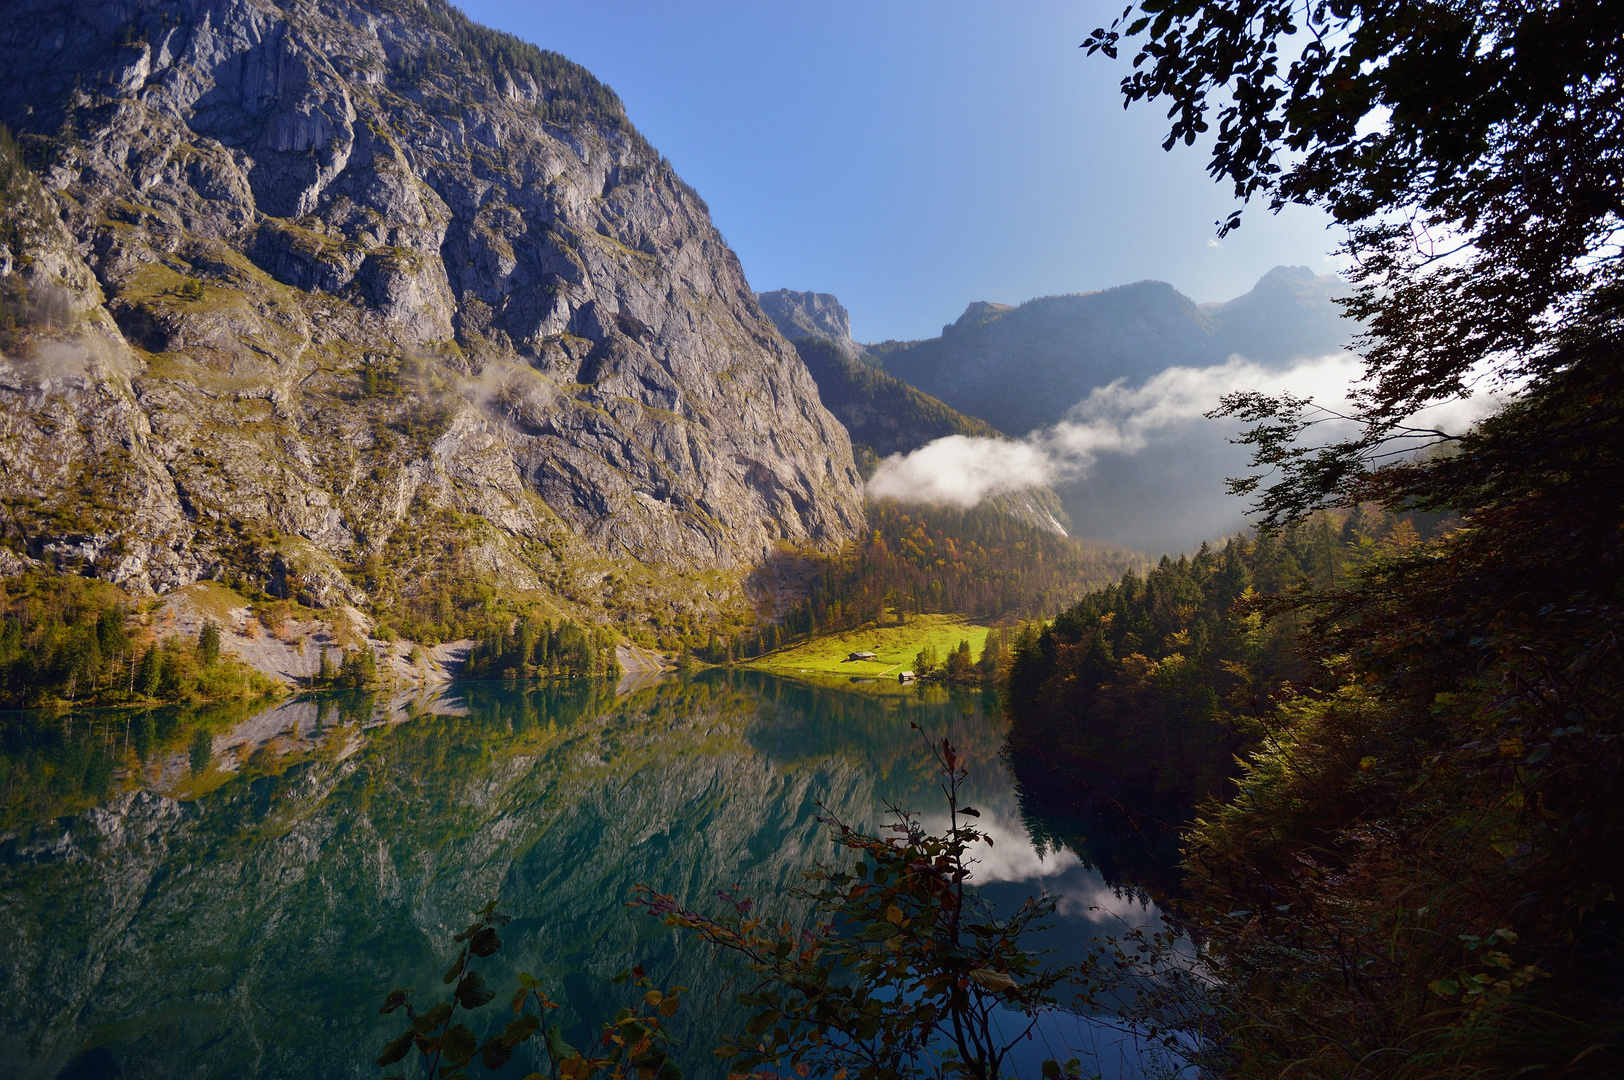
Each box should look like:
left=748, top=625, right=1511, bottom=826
left=1006, top=507, right=1430, bottom=854
left=1002, top=0, right=1624, bottom=1074
left=703, top=500, right=1142, bottom=662
left=790, top=337, right=1002, bottom=468
left=0, top=573, right=276, bottom=708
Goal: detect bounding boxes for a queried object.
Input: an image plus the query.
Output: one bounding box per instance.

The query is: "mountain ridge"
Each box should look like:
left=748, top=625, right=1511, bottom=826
left=874, top=266, right=1353, bottom=437
left=761, top=268, right=1353, bottom=553
left=0, top=0, right=863, bottom=637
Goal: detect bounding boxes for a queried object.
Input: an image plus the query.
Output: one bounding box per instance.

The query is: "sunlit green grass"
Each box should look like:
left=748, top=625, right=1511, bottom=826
left=745, top=614, right=989, bottom=678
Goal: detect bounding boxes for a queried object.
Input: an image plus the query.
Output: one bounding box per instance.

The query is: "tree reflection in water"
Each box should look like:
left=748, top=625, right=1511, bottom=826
left=1, top=672, right=1173, bottom=1080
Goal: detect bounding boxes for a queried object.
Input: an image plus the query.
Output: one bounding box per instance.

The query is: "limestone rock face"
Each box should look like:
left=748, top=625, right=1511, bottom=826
left=0, top=0, right=862, bottom=610
left=757, top=288, right=861, bottom=359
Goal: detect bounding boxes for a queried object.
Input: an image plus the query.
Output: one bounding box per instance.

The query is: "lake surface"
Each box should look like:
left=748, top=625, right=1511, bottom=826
left=0, top=673, right=1170, bottom=1080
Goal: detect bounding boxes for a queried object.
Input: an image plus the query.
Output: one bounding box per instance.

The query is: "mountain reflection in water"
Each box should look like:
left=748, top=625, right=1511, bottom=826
left=1, top=673, right=1169, bottom=1080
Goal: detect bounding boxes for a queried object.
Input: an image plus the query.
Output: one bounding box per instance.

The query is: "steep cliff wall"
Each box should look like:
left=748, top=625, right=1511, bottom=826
left=757, top=288, right=863, bottom=360
left=0, top=0, right=862, bottom=626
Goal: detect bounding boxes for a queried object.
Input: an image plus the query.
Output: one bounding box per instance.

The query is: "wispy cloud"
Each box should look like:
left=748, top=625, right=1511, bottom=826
left=865, top=353, right=1501, bottom=521
left=865, top=434, right=1053, bottom=507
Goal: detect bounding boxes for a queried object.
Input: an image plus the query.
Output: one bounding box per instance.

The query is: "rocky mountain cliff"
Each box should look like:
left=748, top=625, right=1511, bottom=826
left=876, top=266, right=1353, bottom=437
left=0, top=0, right=862, bottom=629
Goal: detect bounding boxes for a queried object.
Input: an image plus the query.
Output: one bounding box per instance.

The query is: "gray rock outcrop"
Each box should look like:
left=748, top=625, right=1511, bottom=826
left=0, top=0, right=862, bottom=615
left=756, top=288, right=862, bottom=359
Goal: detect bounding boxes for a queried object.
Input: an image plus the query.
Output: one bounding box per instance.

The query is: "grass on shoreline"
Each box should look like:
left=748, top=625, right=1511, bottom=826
left=745, top=614, right=990, bottom=679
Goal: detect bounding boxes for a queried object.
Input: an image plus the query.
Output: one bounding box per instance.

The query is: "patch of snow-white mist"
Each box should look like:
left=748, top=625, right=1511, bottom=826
left=1047, top=353, right=1365, bottom=464
left=865, top=352, right=1504, bottom=530
left=0, top=334, right=131, bottom=393
left=865, top=435, right=1053, bottom=507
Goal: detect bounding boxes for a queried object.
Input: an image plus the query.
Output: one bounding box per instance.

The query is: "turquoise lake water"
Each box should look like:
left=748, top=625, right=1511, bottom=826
left=0, top=673, right=1173, bottom=1080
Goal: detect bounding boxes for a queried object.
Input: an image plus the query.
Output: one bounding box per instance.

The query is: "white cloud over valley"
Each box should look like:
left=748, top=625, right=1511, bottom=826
left=866, top=353, right=1504, bottom=550
left=864, top=434, right=1054, bottom=507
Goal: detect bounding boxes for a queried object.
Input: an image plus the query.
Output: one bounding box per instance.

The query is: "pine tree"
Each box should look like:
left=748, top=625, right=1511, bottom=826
left=135, top=646, right=161, bottom=696
left=197, top=621, right=222, bottom=668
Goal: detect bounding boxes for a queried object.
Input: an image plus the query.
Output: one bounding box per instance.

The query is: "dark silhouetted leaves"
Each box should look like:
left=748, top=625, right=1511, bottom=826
left=455, top=970, right=495, bottom=1010
left=545, top=1024, right=577, bottom=1061
left=501, top=1013, right=541, bottom=1047
left=376, top=1027, right=415, bottom=1066
left=468, top=927, right=501, bottom=957
left=440, top=1023, right=478, bottom=1066
left=630, top=1048, right=667, bottom=1071
left=414, top=1001, right=454, bottom=1034
left=480, top=1038, right=514, bottom=1070
left=969, top=968, right=1017, bottom=993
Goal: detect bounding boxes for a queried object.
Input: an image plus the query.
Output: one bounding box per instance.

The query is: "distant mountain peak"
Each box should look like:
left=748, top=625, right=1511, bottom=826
left=945, top=301, right=1015, bottom=336
left=1211, top=265, right=1353, bottom=362
left=1260, top=264, right=1319, bottom=281
left=756, top=287, right=1071, bottom=535
left=757, top=289, right=860, bottom=358
left=867, top=265, right=1355, bottom=441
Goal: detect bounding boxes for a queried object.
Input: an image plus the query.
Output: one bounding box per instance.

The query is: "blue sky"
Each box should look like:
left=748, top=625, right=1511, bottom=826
left=456, top=0, right=1342, bottom=342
